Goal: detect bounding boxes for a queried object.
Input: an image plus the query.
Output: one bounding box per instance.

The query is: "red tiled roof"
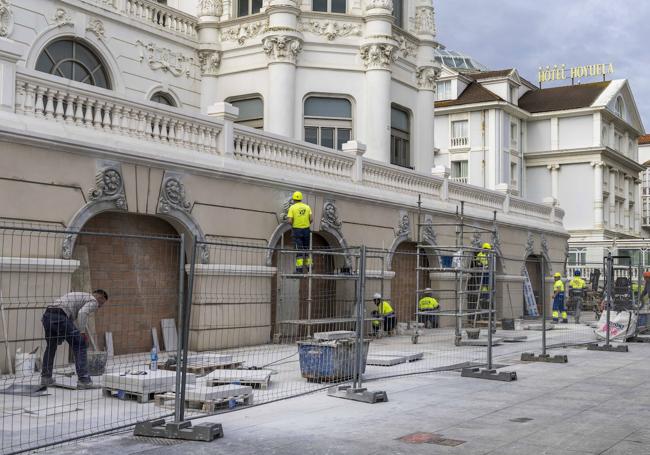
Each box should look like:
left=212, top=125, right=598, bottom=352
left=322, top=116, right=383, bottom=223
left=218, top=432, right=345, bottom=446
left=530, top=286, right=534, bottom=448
left=639, top=134, right=650, bottom=145
left=465, top=69, right=513, bottom=80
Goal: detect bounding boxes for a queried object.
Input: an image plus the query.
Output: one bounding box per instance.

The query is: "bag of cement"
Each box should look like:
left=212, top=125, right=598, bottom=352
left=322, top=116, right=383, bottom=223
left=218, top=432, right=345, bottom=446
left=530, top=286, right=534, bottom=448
left=594, top=310, right=637, bottom=342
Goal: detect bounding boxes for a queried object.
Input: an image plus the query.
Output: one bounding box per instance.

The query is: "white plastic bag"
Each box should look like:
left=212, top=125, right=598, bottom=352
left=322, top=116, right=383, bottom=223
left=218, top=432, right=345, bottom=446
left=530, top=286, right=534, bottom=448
left=594, top=310, right=637, bottom=342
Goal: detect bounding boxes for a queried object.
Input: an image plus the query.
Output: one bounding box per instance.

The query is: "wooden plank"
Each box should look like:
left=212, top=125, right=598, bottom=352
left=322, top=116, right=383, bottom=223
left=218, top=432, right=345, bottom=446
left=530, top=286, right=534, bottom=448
left=105, top=332, right=114, bottom=358
left=160, top=319, right=177, bottom=352
left=203, top=369, right=273, bottom=389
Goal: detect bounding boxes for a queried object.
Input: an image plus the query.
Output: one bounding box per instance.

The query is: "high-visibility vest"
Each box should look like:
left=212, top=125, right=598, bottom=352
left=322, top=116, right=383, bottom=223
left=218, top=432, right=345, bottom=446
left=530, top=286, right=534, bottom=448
left=569, top=277, right=586, bottom=290
left=377, top=301, right=394, bottom=316
left=418, top=296, right=439, bottom=311
left=553, top=279, right=565, bottom=293
left=287, top=202, right=312, bottom=228
left=476, top=252, right=488, bottom=267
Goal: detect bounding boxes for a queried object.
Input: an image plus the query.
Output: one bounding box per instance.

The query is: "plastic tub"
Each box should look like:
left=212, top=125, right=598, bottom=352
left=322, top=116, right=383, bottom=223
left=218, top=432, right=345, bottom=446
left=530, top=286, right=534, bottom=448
left=297, top=338, right=369, bottom=382
left=15, top=351, right=36, bottom=376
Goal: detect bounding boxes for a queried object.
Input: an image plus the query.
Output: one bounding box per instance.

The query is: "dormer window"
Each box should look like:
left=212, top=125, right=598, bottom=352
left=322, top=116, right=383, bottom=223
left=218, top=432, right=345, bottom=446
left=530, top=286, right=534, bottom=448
left=615, top=96, right=624, bottom=118
left=436, top=80, right=451, bottom=101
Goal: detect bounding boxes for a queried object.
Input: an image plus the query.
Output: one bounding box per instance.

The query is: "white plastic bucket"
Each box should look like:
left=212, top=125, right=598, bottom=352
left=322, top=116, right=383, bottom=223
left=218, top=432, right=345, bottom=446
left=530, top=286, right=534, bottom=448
left=15, top=352, right=36, bottom=376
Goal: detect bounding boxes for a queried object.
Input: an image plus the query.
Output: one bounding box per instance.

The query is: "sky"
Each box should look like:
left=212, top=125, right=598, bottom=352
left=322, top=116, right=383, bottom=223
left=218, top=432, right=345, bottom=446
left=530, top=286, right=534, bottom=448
left=436, top=0, right=649, bottom=132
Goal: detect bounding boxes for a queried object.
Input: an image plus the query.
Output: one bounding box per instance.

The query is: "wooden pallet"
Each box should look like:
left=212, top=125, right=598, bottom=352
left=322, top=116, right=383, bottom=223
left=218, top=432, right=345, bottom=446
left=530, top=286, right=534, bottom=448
left=159, top=361, right=244, bottom=376
left=154, top=391, right=254, bottom=412
left=203, top=369, right=273, bottom=389
left=102, top=387, right=157, bottom=403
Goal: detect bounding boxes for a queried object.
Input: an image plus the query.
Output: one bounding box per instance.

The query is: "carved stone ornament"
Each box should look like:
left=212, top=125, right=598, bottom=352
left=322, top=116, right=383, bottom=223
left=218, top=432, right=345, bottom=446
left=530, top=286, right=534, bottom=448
left=262, top=35, right=303, bottom=64
left=52, top=8, right=73, bottom=27
left=321, top=201, right=342, bottom=230
left=280, top=197, right=293, bottom=222
left=299, top=20, right=361, bottom=41
left=416, top=65, right=440, bottom=90
left=198, top=49, right=221, bottom=76
left=414, top=6, right=435, bottom=36
left=365, top=0, right=392, bottom=11
left=0, top=0, right=14, bottom=38
left=541, top=233, right=550, bottom=261
left=62, top=234, right=74, bottom=259
left=88, top=167, right=127, bottom=210
left=197, top=0, right=223, bottom=17
left=159, top=176, right=192, bottom=214
left=86, top=18, right=105, bottom=40
left=396, top=212, right=410, bottom=237
left=360, top=43, right=396, bottom=70
left=491, top=226, right=501, bottom=254
left=422, top=214, right=437, bottom=245
left=136, top=41, right=192, bottom=78
left=524, top=231, right=534, bottom=258
left=221, top=20, right=268, bottom=45
left=396, top=35, right=417, bottom=58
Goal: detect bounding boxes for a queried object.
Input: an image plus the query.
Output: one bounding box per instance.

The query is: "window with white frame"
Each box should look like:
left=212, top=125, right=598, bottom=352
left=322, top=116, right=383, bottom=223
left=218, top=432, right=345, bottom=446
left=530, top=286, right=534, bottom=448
left=615, top=132, right=623, bottom=151
left=436, top=80, right=452, bottom=101
left=304, top=96, right=352, bottom=150
left=392, top=0, right=403, bottom=27
left=510, top=162, right=517, bottom=185
left=228, top=96, right=263, bottom=129
left=237, top=0, right=262, bottom=17
left=450, top=160, right=468, bottom=182
left=510, top=122, right=518, bottom=149
left=567, top=248, right=586, bottom=266
left=615, top=96, right=624, bottom=118
left=451, top=120, right=468, bottom=148
left=510, top=85, right=518, bottom=103
left=390, top=105, right=411, bottom=168
left=150, top=92, right=176, bottom=107
left=312, top=0, right=346, bottom=13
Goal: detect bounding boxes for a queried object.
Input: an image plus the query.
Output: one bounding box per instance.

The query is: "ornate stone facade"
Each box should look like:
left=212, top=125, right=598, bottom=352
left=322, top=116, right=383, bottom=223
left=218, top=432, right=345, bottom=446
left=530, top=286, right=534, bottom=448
left=0, top=0, right=13, bottom=38
left=365, top=0, right=392, bottom=11
left=52, top=8, right=72, bottom=27
left=198, top=49, right=221, bottom=76
left=136, top=41, right=192, bottom=77
left=321, top=200, right=342, bottom=230
left=414, top=6, right=435, bottom=36
left=197, top=0, right=223, bottom=17
left=159, top=175, right=192, bottom=214
left=86, top=18, right=105, bottom=40
left=88, top=166, right=127, bottom=210
left=422, top=214, right=437, bottom=245
left=416, top=65, right=440, bottom=90
left=299, top=20, right=361, bottom=41
left=396, top=212, right=410, bottom=237
left=262, top=35, right=303, bottom=64
left=221, top=20, right=268, bottom=45
left=360, top=43, right=396, bottom=70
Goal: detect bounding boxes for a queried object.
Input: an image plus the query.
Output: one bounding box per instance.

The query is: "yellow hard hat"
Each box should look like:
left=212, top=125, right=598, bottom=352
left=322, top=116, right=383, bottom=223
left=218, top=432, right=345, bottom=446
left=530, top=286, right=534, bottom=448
left=553, top=272, right=561, bottom=278
left=292, top=191, right=303, bottom=201
left=481, top=243, right=492, bottom=250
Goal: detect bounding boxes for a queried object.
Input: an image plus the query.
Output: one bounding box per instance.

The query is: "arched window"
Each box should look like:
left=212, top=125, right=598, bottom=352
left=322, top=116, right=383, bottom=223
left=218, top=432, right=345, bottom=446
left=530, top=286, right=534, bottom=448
left=35, top=39, right=111, bottom=89
left=228, top=96, right=264, bottom=129
left=150, top=92, right=177, bottom=107
left=615, top=96, right=624, bottom=118
left=304, top=96, right=352, bottom=150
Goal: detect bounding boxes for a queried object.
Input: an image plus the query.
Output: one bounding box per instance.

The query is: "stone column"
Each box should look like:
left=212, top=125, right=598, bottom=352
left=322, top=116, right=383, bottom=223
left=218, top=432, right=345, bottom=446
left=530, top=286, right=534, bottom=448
left=361, top=0, right=397, bottom=164
left=413, top=0, right=439, bottom=175
left=263, top=0, right=302, bottom=138
left=609, top=168, right=617, bottom=228
left=592, top=161, right=604, bottom=229
left=548, top=163, right=560, bottom=202
left=197, top=0, right=223, bottom=113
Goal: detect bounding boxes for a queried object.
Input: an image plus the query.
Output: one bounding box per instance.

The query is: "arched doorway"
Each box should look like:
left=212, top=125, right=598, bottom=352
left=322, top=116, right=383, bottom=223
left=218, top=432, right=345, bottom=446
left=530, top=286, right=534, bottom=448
left=270, top=231, right=338, bottom=340
left=72, top=212, right=181, bottom=355
left=391, top=242, right=431, bottom=323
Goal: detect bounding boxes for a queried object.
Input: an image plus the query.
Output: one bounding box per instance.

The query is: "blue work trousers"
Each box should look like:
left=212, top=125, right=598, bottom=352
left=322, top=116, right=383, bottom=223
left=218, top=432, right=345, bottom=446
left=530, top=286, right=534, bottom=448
left=41, top=308, right=90, bottom=382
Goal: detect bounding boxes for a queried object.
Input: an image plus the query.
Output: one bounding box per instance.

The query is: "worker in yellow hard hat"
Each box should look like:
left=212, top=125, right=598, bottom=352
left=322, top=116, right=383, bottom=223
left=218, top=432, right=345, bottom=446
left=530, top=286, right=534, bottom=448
left=418, top=288, right=439, bottom=328
left=286, top=191, right=313, bottom=274
left=552, top=272, right=567, bottom=323
left=476, top=243, right=492, bottom=302
left=568, top=270, right=586, bottom=323
left=371, top=293, right=396, bottom=335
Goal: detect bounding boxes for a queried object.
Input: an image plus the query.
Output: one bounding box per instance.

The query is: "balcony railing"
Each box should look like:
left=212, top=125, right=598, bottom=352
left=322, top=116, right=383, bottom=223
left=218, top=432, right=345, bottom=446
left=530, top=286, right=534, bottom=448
left=450, top=137, right=469, bottom=148
left=10, top=69, right=565, bottom=227
left=450, top=176, right=468, bottom=184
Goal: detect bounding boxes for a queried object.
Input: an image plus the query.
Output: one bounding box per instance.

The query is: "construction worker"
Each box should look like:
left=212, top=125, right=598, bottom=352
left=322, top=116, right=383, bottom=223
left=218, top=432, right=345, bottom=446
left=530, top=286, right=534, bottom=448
left=568, top=270, right=586, bottom=323
left=371, top=293, right=396, bottom=335
left=639, top=271, right=650, bottom=305
left=476, top=242, right=491, bottom=268
left=418, top=288, right=439, bottom=328
left=286, top=191, right=313, bottom=273
left=552, top=272, right=567, bottom=323
left=40, top=290, right=108, bottom=389
left=476, top=243, right=492, bottom=301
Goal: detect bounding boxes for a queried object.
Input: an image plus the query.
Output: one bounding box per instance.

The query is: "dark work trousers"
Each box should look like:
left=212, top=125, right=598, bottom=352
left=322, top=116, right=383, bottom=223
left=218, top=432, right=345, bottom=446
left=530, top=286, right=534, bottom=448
left=41, top=308, right=90, bottom=382
left=292, top=228, right=311, bottom=268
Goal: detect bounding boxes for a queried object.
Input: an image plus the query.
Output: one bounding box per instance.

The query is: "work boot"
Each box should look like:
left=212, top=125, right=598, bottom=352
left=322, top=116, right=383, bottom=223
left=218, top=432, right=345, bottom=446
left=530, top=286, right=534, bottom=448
left=295, top=267, right=303, bottom=274
left=40, top=376, right=55, bottom=387
left=77, top=380, right=101, bottom=390
left=561, top=319, right=568, bottom=324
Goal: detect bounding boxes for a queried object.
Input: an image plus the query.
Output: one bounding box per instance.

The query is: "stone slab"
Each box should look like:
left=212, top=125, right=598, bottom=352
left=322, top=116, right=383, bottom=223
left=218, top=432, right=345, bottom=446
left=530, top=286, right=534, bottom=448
left=202, top=369, right=273, bottom=388
left=501, top=335, right=528, bottom=342
left=459, top=337, right=503, bottom=346
left=367, top=352, right=424, bottom=366
left=102, top=370, right=195, bottom=395
left=184, top=384, right=253, bottom=401
left=525, top=324, right=555, bottom=331
left=186, top=353, right=233, bottom=364
left=313, top=331, right=356, bottom=340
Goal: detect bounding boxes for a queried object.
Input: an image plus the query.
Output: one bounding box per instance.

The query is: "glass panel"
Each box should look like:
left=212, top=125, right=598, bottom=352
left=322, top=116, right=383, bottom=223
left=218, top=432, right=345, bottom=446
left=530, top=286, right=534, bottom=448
left=305, top=126, right=318, bottom=145
left=56, top=61, right=74, bottom=79
left=337, top=128, right=351, bottom=150
left=321, top=128, right=334, bottom=149
left=331, top=0, right=346, bottom=13
left=48, top=40, right=73, bottom=63
left=451, top=120, right=467, bottom=138
left=75, top=42, right=100, bottom=71
left=392, top=0, right=403, bottom=27
left=232, top=98, right=263, bottom=121
left=238, top=0, right=248, bottom=16
left=252, top=0, right=262, bottom=13
left=151, top=92, right=175, bottom=106
left=35, top=53, right=54, bottom=73
left=92, top=67, right=109, bottom=89
left=304, top=97, right=351, bottom=118
left=72, top=62, right=92, bottom=84
left=391, top=107, right=409, bottom=131
left=312, top=0, right=327, bottom=11
left=443, top=57, right=455, bottom=67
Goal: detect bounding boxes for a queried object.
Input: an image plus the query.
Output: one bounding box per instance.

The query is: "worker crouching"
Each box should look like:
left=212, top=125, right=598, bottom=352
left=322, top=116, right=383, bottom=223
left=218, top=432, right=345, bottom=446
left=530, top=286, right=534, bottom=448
left=418, top=288, right=439, bottom=328
left=371, top=293, right=396, bottom=335
left=552, top=272, right=567, bottom=323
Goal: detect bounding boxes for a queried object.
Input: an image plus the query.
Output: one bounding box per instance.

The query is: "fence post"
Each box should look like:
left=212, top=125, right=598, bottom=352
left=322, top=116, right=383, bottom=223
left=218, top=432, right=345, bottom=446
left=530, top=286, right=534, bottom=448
left=173, top=233, right=186, bottom=422
left=541, top=255, right=546, bottom=356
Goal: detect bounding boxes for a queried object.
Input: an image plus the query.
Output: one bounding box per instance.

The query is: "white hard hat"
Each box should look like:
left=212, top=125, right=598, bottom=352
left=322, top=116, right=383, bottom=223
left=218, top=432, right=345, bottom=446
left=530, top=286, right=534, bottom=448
left=424, top=288, right=432, bottom=292
left=373, top=293, right=381, bottom=300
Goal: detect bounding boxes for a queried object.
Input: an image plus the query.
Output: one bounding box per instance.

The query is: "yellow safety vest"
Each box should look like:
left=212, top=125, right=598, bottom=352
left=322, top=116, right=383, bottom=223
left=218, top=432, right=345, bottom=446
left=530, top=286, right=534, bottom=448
left=476, top=252, right=488, bottom=267
left=377, top=301, right=394, bottom=316
left=553, top=279, right=565, bottom=293
left=418, top=296, right=439, bottom=311
left=287, top=202, right=312, bottom=229
left=569, top=277, right=586, bottom=289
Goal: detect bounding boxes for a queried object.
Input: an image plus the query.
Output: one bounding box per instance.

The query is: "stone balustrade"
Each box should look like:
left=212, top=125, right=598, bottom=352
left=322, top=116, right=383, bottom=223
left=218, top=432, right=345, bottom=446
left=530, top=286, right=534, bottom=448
left=363, top=160, right=443, bottom=197
left=14, top=68, right=221, bottom=154
left=123, top=0, right=197, bottom=39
